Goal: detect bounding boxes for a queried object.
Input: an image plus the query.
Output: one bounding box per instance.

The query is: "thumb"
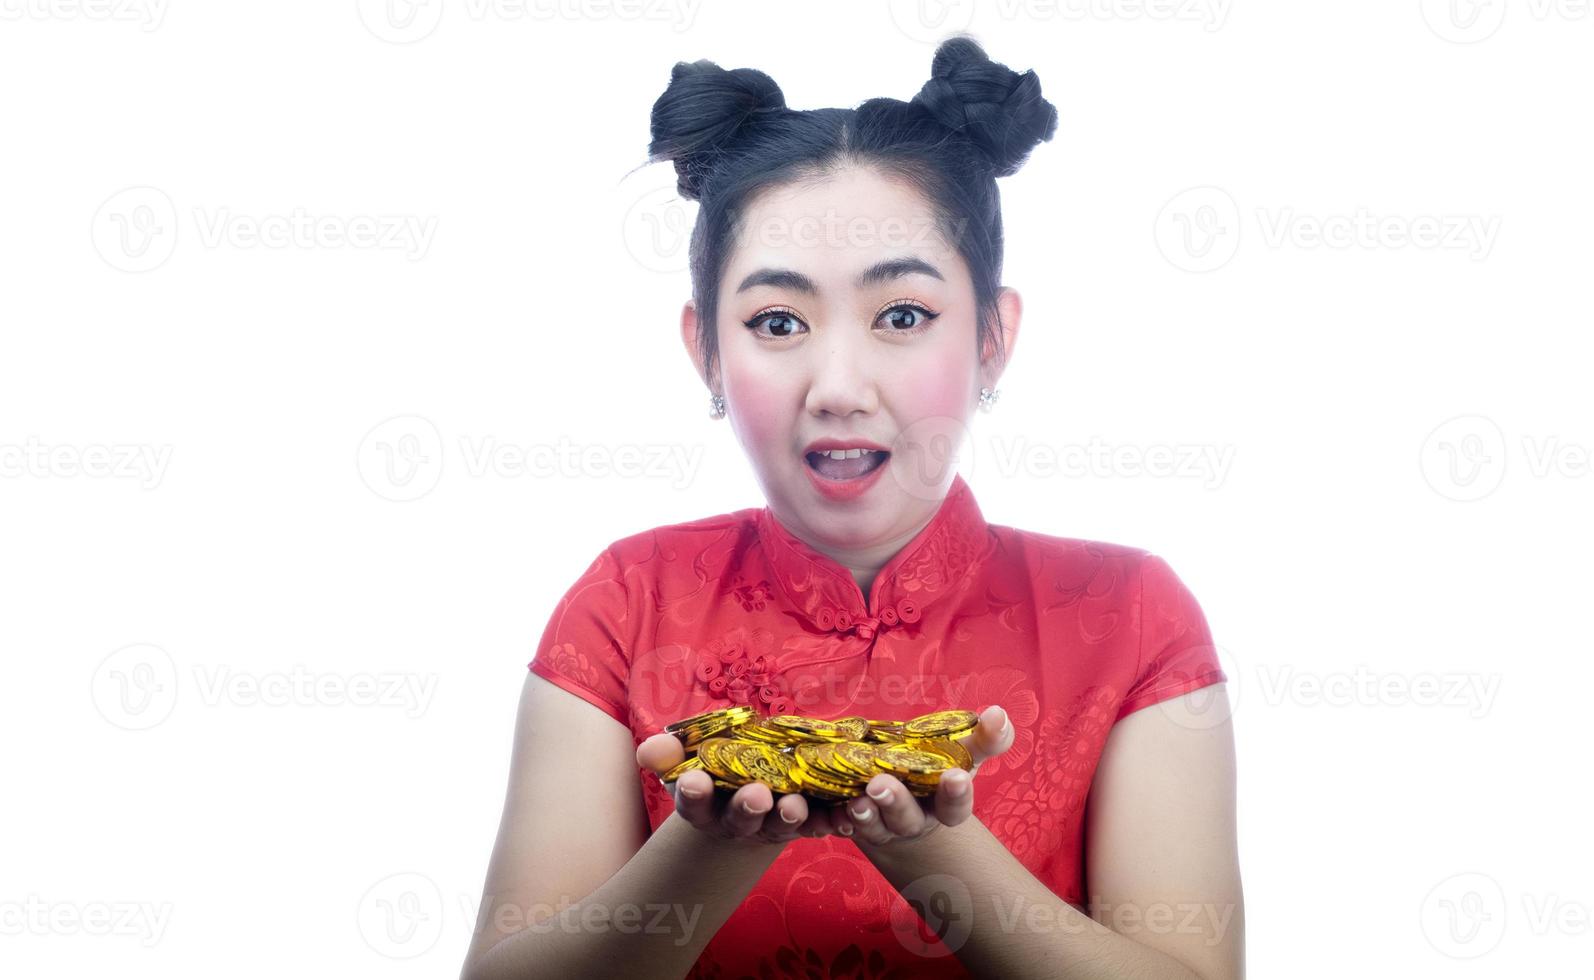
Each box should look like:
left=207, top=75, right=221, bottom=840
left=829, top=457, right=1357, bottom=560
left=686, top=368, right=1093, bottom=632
left=960, top=704, right=1014, bottom=772
left=636, top=731, right=686, bottom=775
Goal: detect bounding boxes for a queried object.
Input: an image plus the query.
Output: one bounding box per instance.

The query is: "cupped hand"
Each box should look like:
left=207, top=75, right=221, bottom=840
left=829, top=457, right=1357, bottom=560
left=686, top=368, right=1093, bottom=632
left=636, top=731, right=840, bottom=845
left=828, top=705, right=1014, bottom=850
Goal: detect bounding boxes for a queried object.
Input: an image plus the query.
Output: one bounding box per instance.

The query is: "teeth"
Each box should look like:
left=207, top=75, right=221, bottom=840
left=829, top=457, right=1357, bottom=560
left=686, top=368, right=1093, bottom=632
left=814, top=448, right=880, bottom=460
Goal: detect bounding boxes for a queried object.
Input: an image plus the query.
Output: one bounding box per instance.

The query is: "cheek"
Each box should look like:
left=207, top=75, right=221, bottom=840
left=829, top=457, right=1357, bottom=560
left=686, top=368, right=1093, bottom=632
left=723, top=359, right=796, bottom=456
left=730, top=393, right=787, bottom=452
left=901, top=345, right=977, bottom=421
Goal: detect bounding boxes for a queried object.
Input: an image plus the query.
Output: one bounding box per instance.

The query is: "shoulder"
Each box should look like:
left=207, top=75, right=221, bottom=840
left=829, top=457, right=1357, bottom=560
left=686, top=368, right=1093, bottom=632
left=986, top=524, right=1201, bottom=604
left=989, top=522, right=1154, bottom=572
left=594, top=504, right=763, bottom=574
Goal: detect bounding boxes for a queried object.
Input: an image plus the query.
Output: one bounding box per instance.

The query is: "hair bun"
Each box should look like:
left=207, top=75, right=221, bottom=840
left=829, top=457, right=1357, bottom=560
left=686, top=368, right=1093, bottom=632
left=648, top=59, right=787, bottom=200
left=910, top=35, right=1058, bottom=178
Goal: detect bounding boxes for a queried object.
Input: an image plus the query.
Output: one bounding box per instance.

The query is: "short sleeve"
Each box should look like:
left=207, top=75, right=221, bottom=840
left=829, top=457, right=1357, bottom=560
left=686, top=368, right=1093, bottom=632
left=526, top=545, right=632, bottom=727
left=1117, top=553, right=1228, bottom=721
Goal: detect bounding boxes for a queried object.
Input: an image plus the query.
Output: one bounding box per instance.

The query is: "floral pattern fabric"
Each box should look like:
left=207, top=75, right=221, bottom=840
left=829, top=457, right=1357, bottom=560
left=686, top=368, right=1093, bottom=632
left=528, top=474, right=1227, bottom=978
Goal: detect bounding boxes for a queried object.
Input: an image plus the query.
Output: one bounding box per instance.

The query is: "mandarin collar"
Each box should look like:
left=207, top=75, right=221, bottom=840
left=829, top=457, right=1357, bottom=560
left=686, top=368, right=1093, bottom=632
left=753, top=473, right=994, bottom=640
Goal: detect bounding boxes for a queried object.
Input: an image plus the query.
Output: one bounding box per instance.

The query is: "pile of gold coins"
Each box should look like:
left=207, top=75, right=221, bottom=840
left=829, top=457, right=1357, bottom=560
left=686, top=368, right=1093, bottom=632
left=659, top=706, right=980, bottom=802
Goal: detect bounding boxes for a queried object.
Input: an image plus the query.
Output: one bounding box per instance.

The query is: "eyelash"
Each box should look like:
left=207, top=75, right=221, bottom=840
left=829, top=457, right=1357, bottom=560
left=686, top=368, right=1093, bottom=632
left=742, top=300, right=942, bottom=341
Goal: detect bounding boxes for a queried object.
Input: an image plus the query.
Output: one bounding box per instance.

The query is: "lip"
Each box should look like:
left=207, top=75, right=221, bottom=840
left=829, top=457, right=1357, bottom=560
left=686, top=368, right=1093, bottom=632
left=803, top=445, right=891, bottom=502
left=801, top=438, right=891, bottom=456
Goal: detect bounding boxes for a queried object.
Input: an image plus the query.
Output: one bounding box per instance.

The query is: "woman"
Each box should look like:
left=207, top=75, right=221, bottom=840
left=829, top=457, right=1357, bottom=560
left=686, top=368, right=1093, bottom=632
left=462, top=35, right=1244, bottom=980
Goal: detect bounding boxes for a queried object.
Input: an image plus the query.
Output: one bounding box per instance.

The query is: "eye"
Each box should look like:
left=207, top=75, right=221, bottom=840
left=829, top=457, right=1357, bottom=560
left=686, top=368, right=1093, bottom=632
left=743, top=306, right=808, bottom=340
left=876, top=300, right=941, bottom=334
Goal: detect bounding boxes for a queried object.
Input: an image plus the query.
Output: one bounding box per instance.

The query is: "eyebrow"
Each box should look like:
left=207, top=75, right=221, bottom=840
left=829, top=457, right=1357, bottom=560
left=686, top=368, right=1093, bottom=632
left=733, top=257, right=945, bottom=296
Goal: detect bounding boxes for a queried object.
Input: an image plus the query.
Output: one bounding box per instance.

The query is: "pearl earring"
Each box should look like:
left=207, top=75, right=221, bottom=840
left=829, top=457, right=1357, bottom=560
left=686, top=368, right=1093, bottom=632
left=709, top=393, right=726, bottom=419
left=978, top=386, right=1000, bottom=413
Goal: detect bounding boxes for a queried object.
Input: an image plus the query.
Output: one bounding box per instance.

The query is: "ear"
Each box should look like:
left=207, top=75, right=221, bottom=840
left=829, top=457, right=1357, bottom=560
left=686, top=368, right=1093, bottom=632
left=980, top=286, right=1022, bottom=390
left=679, top=298, right=711, bottom=389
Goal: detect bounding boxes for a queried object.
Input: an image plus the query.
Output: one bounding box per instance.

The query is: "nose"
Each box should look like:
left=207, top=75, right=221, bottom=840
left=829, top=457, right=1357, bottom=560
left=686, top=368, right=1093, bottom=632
left=803, top=323, right=881, bottom=419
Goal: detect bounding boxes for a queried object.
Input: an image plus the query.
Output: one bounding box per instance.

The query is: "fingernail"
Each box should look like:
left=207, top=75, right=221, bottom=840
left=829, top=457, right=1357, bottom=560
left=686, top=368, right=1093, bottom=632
left=780, top=808, right=801, bottom=824
left=681, top=785, right=705, bottom=800
left=945, top=773, right=969, bottom=798
left=852, top=804, right=873, bottom=822
left=837, top=823, right=854, bottom=836
left=992, top=706, right=1011, bottom=737
left=867, top=785, right=892, bottom=804
left=744, top=800, right=769, bottom=815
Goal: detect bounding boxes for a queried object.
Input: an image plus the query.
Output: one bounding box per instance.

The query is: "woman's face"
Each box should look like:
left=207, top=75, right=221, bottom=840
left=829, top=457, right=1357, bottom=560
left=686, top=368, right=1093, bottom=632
left=684, top=166, right=1019, bottom=570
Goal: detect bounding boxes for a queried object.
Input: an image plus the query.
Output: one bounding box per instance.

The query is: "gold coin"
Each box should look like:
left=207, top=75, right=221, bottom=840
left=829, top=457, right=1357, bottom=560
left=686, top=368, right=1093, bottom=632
left=915, top=737, right=974, bottom=770
left=658, top=707, right=979, bottom=804
left=832, top=741, right=885, bottom=780
left=832, top=717, right=870, bottom=741
left=876, top=744, right=952, bottom=776
left=665, top=705, right=754, bottom=734
left=697, top=737, right=741, bottom=780
left=733, top=743, right=800, bottom=795
left=903, top=709, right=979, bottom=739
left=766, top=714, right=848, bottom=740
left=661, top=756, right=704, bottom=782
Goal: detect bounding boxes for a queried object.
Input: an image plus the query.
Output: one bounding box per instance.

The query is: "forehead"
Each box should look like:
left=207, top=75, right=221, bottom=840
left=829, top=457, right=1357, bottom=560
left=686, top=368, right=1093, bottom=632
left=720, top=167, right=963, bottom=291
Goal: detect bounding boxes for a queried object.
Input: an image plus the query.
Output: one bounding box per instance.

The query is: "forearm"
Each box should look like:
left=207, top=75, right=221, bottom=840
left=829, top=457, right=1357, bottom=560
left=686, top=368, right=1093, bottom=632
left=863, top=818, right=1208, bottom=980
left=464, top=813, right=782, bottom=980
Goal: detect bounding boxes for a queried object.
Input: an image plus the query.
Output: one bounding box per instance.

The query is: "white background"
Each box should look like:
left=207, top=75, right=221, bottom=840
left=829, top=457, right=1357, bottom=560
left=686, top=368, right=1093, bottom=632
left=2, top=1, right=1589, bottom=977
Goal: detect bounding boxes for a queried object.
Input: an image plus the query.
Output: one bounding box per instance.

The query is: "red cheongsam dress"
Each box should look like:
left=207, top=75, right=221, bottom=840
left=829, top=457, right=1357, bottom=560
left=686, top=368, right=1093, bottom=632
left=528, top=473, right=1227, bottom=979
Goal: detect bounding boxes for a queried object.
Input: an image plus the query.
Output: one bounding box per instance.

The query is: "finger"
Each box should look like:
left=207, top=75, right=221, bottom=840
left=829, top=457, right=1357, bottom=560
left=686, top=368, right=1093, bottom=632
left=799, top=804, right=838, bottom=839
left=933, top=767, right=976, bottom=827
left=762, top=793, right=809, bottom=842
left=960, top=704, right=1014, bottom=771
left=865, top=774, right=927, bottom=839
left=673, top=768, right=717, bottom=827
left=845, top=791, right=893, bottom=847
left=636, top=731, right=686, bottom=774
left=721, top=782, right=774, bottom=838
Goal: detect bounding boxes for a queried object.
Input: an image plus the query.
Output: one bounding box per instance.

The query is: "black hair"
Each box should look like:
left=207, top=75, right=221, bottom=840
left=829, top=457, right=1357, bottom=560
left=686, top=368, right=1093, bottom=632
left=644, top=34, right=1058, bottom=391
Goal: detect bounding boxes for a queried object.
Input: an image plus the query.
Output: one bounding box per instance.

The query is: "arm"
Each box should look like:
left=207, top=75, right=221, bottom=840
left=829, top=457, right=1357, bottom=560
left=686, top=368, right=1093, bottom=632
left=856, top=687, right=1244, bottom=979
left=458, top=672, right=787, bottom=980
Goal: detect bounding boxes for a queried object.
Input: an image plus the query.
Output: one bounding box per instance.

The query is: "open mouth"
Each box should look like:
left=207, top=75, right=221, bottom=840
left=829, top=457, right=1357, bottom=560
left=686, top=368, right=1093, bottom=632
left=805, top=449, right=890, bottom=482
